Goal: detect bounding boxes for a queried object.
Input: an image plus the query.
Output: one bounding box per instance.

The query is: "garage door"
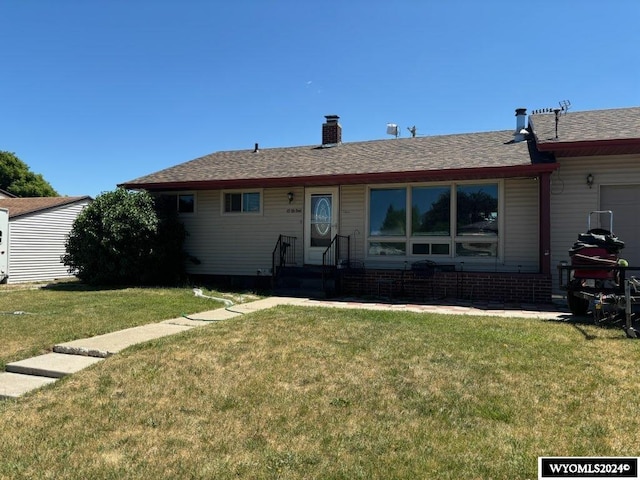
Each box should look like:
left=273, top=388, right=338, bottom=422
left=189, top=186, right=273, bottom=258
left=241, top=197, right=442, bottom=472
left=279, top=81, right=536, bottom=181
left=601, top=185, right=640, bottom=268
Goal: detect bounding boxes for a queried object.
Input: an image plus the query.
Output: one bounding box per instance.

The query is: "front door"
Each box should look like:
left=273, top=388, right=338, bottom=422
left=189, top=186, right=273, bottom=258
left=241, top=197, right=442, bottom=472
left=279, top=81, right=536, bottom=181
left=304, top=188, right=339, bottom=265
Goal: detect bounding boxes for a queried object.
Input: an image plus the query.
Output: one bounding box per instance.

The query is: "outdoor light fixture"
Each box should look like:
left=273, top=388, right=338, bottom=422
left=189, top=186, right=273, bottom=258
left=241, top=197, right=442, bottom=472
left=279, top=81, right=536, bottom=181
left=586, top=173, right=594, bottom=188
left=287, top=192, right=294, bottom=203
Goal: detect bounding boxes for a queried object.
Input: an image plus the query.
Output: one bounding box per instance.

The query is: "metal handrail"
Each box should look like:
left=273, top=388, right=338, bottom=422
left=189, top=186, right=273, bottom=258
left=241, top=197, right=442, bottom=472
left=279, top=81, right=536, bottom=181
left=322, top=235, right=350, bottom=292
left=272, top=235, right=297, bottom=286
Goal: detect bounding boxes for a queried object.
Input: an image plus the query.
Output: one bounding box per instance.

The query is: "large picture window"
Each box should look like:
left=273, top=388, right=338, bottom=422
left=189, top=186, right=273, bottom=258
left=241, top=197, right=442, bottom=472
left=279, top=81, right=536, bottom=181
left=367, top=182, right=500, bottom=259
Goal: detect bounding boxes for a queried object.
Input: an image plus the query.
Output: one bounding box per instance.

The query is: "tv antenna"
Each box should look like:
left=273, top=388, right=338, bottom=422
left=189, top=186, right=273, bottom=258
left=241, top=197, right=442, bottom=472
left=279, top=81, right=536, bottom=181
left=559, top=100, right=571, bottom=113
left=407, top=126, right=417, bottom=138
left=532, top=100, right=572, bottom=139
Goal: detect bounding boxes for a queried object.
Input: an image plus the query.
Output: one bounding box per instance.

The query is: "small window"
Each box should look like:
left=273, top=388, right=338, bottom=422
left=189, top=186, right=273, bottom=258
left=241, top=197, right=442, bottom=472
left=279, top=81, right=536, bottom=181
left=178, top=194, right=194, bottom=213
left=412, top=243, right=430, bottom=255
left=368, top=242, right=406, bottom=256
left=411, top=243, right=450, bottom=255
left=224, top=191, right=261, bottom=213
left=455, top=241, right=497, bottom=257
left=431, top=244, right=450, bottom=255
left=154, top=193, right=195, bottom=214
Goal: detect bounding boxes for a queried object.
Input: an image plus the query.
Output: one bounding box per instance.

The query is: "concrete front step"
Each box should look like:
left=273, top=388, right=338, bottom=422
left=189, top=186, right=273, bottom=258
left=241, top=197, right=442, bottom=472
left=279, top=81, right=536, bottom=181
left=0, top=372, right=58, bottom=400
left=6, top=353, right=104, bottom=378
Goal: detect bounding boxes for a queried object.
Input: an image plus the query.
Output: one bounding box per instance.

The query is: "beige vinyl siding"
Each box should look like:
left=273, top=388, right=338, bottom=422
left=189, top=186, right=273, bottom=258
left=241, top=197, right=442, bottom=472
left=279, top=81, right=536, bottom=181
left=181, top=188, right=305, bottom=276
left=503, top=177, right=539, bottom=272
left=338, top=185, right=366, bottom=266
left=7, top=200, right=90, bottom=284
left=179, top=178, right=542, bottom=277
left=550, top=154, right=640, bottom=291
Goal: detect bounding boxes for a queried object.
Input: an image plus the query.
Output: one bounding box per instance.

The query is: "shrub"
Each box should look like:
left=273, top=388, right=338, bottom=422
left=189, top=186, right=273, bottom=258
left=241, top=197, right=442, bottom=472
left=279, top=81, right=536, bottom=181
left=62, top=189, right=188, bottom=285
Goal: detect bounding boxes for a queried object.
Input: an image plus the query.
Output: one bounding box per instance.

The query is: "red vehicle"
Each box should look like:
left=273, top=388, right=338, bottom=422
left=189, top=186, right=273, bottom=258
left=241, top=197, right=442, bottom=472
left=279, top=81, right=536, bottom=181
left=558, top=211, right=639, bottom=338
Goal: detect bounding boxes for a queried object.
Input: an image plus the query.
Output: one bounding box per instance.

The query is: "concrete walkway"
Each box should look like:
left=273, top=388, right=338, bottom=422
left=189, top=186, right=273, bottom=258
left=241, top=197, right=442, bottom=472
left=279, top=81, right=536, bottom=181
left=0, top=297, right=570, bottom=400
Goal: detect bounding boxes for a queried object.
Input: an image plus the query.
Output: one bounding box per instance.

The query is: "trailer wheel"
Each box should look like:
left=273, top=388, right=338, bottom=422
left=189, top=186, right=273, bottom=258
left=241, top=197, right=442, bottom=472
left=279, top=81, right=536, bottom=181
left=568, top=292, right=589, bottom=316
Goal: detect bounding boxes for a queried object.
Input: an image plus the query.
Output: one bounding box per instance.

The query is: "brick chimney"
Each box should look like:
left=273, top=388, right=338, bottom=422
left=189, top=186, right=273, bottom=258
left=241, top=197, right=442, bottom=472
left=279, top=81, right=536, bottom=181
left=322, top=115, right=341, bottom=145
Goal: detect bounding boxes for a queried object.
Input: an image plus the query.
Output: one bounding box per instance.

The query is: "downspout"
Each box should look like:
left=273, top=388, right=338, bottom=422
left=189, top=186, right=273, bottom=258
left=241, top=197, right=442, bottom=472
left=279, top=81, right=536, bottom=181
left=539, top=172, right=552, bottom=275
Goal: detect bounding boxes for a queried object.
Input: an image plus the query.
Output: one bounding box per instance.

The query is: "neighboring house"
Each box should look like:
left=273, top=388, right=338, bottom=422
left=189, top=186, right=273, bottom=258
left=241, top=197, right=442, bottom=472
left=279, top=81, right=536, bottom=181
left=120, top=107, right=640, bottom=303
left=0, top=189, right=17, bottom=199
left=0, top=196, right=92, bottom=284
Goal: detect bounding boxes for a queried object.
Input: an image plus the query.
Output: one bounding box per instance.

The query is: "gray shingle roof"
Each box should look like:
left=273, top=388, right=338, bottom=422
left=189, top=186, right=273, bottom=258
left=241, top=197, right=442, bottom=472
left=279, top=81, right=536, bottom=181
left=121, top=129, right=546, bottom=190
left=530, top=106, right=640, bottom=144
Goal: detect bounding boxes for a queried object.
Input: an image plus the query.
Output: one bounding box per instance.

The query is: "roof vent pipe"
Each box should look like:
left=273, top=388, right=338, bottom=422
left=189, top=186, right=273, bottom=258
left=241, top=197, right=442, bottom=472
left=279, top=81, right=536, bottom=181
left=515, top=108, right=527, bottom=132
left=253, top=143, right=259, bottom=153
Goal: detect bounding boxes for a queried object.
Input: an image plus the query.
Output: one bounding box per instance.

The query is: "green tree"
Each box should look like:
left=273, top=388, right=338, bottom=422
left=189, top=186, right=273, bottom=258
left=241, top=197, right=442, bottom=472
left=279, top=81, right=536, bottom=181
left=380, top=205, right=406, bottom=235
left=0, top=151, right=58, bottom=197
left=456, top=190, right=498, bottom=233
left=413, top=190, right=451, bottom=236
left=62, top=188, right=189, bottom=286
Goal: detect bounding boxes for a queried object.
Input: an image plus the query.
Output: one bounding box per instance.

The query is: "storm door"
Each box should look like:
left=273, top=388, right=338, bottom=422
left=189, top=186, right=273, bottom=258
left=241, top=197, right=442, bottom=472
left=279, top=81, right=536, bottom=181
left=304, top=188, right=339, bottom=265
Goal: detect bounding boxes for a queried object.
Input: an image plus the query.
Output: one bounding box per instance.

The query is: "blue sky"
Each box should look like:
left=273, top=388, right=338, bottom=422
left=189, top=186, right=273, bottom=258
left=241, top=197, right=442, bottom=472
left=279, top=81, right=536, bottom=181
left=2, top=1, right=639, bottom=197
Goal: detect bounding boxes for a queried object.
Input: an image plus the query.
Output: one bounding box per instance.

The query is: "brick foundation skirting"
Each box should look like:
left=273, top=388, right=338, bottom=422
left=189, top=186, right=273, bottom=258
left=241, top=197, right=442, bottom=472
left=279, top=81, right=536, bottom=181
left=340, top=269, right=552, bottom=304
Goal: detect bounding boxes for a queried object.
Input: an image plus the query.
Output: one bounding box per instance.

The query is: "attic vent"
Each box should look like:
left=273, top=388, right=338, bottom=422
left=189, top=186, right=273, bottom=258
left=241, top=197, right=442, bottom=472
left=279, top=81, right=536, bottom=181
left=322, top=115, right=341, bottom=146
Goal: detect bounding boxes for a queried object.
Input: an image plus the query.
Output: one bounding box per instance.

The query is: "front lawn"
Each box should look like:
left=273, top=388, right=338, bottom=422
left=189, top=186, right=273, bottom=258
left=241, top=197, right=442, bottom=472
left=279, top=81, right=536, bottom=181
left=1, top=305, right=639, bottom=479
left=0, top=282, right=237, bottom=369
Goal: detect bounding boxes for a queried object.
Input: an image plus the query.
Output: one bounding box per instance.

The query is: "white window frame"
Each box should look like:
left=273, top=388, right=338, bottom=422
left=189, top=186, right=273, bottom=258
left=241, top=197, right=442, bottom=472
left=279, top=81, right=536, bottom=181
left=221, top=189, right=263, bottom=215
left=366, top=180, right=504, bottom=262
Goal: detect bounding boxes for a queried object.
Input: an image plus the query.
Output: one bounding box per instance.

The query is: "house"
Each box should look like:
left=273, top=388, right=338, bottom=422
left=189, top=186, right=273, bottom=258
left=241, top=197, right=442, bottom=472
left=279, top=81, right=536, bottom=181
left=0, top=196, right=92, bottom=284
left=528, top=107, right=640, bottom=289
left=120, top=107, right=640, bottom=303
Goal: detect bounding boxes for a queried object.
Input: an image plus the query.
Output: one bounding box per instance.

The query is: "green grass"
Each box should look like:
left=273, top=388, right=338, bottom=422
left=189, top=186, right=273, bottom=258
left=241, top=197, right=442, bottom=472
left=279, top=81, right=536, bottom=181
left=0, top=281, right=247, bottom=369
left=1, top=303, right=639, bottom=479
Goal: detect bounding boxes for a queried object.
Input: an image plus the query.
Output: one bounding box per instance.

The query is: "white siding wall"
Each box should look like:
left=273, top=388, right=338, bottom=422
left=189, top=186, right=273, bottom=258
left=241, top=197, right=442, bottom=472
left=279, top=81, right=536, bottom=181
left=550, top=154, right=640, bottom=290
left=7, top=200, right=91, bottom=284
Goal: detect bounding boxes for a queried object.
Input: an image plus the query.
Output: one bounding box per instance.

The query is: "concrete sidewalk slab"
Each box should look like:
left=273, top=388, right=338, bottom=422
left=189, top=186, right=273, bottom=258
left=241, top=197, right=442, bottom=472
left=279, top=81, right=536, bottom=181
left=161, top=297, right=311, bottom=324
left=53, top=323, right=195, bottom=358
left=6, top=353, right=104, bottom=378
left=0, top=372, right=58, bottom=400
left=162, top=309, right=243, bottom=325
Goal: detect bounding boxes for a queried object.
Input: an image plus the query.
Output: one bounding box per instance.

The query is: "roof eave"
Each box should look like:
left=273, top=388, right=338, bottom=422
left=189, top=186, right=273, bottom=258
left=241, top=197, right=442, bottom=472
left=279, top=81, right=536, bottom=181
left=120, top=164, right=558, bottom=192
left=4, top=196, right=92, bottom=219
left=535, top=138, right=640, bottom=156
